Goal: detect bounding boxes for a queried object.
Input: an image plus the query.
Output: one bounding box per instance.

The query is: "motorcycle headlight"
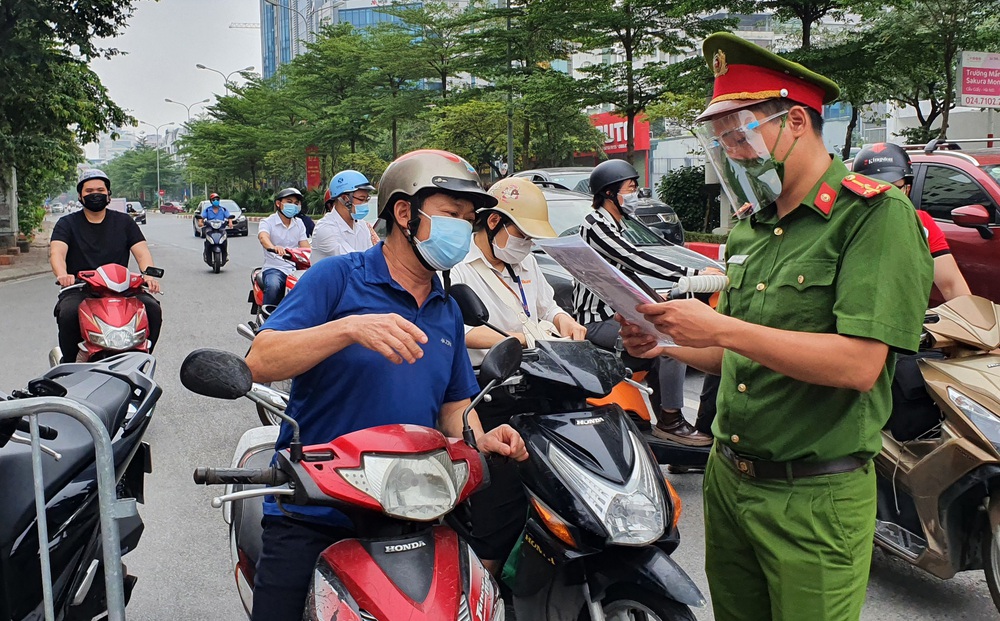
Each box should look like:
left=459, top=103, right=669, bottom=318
left=948, top=387, right=1000, bottom=445
left=339, top=451, right=469, bottom=521
left=548, top=432, right=665, bottom=545
left=87, top=316, right=145, bottom=351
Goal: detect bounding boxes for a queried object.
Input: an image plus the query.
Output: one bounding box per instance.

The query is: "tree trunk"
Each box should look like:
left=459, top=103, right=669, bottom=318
left=801, top=17, right=811, bottom=50
left=522, top=118, right=530, bottom=171
left=842, top=104, right=859, bottom=160
left=392, top=119, right=398, bottom=160
left=625, top=23, right=635, bottom=163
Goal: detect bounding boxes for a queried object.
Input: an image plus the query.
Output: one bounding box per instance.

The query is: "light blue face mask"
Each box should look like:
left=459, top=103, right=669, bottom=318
left=351, top=202, right=370, bottom=222
left=211, top=199, right=221, bottom=207
left=413, top=209, right=472, bottom=271
left=280, top=202, right=301, bottom=218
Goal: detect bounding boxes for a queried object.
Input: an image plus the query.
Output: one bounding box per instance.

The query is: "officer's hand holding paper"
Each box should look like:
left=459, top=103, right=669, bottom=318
left=534, top=236, right=675, bottom=347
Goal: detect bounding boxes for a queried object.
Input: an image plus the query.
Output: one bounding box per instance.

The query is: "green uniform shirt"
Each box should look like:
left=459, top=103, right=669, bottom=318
left=714, top=156, right=933, bottom=462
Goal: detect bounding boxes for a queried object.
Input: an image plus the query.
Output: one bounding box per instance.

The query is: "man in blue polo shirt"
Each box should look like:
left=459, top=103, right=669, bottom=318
left=245, top=149, right=527, bottom=621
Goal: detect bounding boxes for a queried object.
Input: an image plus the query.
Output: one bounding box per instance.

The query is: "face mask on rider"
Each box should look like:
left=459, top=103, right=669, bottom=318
left=211, top=199, right=220, bottom=207
left=492, top=225, right=533, bottom=265
left=618, top=191, right=640, bottom=216
left=82, top=193, right=110, bottom=212
left=280, top=202, right=301, bottom=218
left=412, top=209, right=472, bottom=271
left=347, top=197, right=370, bottom=222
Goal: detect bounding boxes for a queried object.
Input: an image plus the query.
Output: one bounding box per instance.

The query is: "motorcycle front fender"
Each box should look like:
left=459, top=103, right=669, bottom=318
left=585, top=545, right=705, bottom=608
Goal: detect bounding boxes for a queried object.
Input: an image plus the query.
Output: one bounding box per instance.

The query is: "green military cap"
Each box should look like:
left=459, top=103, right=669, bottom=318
left=696, top=32, right=841, bottom=121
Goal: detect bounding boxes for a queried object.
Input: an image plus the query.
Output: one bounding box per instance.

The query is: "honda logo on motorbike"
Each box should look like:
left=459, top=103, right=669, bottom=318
left=384, top=541, right=426, bottom=553
left=574, top=417, right=604, bottom=426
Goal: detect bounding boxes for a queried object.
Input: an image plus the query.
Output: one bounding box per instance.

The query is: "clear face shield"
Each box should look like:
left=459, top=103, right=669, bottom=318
left=695, top=109, right=788, bottom=219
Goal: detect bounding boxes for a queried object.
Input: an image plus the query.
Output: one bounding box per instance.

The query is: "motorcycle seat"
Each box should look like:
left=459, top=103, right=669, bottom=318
left=252, top=268, right=264, bottom=289
left=0, top=371, right=133, bottom=546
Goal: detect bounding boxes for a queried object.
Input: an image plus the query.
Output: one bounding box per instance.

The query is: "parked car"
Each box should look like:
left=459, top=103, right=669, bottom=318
left=513, top=166, right=685, bottom=244
left=159, top=201, right=185, bottom=214
left=193, top=199, right=249, bottom=237
left=50, top=203, right=65, bottom=214
left=125, top=201, right=146, bottom=225
left=905, top=140, right=1000, bottom=303
left=531, top=183, right=720, bottom=309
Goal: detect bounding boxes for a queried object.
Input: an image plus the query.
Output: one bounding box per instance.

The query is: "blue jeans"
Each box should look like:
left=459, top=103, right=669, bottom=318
left=262, top=268, right=288, bottom=307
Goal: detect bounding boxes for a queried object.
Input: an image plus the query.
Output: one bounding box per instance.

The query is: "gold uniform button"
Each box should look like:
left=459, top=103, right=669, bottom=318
left=731, top=434, right=740, bottom=443
left=797, top=275, right=805, bottom=284
left=737, top=383, right=747, bottom=393
left=738, top=461, right=748, bottom=472
left=773, top=227, right=783, bottom=236
left=820, top=193, right=832, bottom=202
left=756, top=282, right=766, bottom=291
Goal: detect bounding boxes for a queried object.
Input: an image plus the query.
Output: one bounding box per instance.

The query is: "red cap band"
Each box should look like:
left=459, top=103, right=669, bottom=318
left=711, top=63, right=826, bottom=114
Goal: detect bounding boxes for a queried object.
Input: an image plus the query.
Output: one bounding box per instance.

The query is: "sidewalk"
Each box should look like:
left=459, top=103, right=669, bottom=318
left=0, top=219, right=53, bottom=285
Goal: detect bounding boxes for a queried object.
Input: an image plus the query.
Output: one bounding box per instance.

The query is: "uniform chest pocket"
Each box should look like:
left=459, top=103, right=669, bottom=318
left=719, top=263, right=748, bottom=315
left=767, top=259, right=839, bottom=332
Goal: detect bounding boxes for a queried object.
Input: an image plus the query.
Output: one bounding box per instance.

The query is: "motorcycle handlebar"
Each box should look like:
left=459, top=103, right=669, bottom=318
left=15, top=418, right=58, bottom=440
left=192, top=467, right=289, bottom=486
left=668, top=274, right=730, bottom=300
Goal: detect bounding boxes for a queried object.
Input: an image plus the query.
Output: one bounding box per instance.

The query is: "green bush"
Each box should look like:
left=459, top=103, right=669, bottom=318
left=656, top=165, right=720, bottom=233
left=684, top=231, right=728, bottom=244
left=18, top=203, right=45, bottom=237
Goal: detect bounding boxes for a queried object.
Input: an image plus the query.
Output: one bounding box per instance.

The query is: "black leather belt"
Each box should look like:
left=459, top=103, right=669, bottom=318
left=718, top=443, right=867, bottom=481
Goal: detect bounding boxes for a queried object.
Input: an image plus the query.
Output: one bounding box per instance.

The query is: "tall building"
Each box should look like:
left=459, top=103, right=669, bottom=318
left=260, top=0, right=442, bottom=79
left=95, top=130, right=140, bottom=165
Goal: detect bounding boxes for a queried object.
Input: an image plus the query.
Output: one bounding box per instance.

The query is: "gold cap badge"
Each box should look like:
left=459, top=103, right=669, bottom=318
left=712, top=49, right=728, bottom=77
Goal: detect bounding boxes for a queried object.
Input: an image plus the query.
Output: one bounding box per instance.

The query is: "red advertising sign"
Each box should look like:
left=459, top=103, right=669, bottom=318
left=959, top=51, right=1000, bottom=109
left=305, top=146, right=322, bottom=190
left=590, top=112, right=651, bottom=154
left=158, top=189, right=165, bottom=197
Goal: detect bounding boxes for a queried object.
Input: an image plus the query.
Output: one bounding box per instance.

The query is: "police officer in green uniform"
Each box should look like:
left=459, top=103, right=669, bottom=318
left=619, top=33, right=933, bottom=621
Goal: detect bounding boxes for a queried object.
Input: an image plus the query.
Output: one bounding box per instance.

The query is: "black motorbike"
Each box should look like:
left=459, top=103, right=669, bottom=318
left=450, top=284, right=705, bottom=620
left=0, top=353, right=159, bottom=621
left=202, top=218, right=232, bottom=273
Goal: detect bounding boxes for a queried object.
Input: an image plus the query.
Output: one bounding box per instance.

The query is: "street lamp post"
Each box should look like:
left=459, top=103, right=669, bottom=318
left=140, top=121, right=175, bottom=208
left=165, top=98, right=210, bottom=202
left=195, top=64, right=255, bottom=96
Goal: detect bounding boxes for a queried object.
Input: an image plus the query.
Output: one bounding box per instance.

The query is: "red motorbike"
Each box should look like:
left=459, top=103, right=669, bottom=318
left=181, top=346, right=514, bottom=620
left=248, top=247, right=312, bottom=329
left=49, top=264, right=164, bottom=366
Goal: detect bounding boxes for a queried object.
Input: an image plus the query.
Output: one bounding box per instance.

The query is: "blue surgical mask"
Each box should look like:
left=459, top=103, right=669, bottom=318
left=413, top=209, right=472, bottom=271
left=211, top=199, right=220, bottom=207
left=281, top=203, right=300, bottom=218
left=351, top=202, right=370, bottom=221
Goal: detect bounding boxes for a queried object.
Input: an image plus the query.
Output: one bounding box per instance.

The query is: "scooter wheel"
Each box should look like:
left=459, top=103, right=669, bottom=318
left=583, top=585, right=695, bottom=621
left=983, top=516, right=1000, bottom=614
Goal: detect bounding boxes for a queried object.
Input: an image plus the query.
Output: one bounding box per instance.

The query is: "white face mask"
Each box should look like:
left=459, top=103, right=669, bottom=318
left=619, top=191, right=640, bottom=215
left=492, top=225, right=533, bottom=265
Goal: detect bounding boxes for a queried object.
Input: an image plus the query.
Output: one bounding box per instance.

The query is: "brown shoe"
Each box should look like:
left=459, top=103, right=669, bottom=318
left=652, top=411, right=713, bottom=447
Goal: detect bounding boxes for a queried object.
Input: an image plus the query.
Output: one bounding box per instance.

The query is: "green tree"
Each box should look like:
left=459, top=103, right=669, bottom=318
left=519, top=70, right=606, bottom=166
left=877, top=0, right=1000, bottom=140
left=428, top=99, right=514, bottom=176
left=103, top=144, right=185, bottom=202
left=361, top=23, right=433, bottom=159
left=555, top=0, right=731, bottom=164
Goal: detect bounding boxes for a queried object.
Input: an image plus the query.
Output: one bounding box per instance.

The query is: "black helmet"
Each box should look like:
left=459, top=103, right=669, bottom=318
left=853, top=143, right=912, bottom=184
left=590, top=160, right=639, bottom=197
left=275, top=187, right=304, bottom=202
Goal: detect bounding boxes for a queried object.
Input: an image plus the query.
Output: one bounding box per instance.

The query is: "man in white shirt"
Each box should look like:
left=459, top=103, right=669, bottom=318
left=311, top=170, right=378, bottom=263
left=257, top=187, right=310, bottom=306
left=451, top=177, right=587, bottom=366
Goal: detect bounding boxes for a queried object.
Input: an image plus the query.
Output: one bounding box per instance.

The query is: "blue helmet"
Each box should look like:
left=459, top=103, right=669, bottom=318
left=328, top=170, right=375, bottom=200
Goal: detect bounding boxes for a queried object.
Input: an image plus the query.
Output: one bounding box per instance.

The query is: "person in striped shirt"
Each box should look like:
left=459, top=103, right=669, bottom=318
left=573, top=159, right=713, bottom=447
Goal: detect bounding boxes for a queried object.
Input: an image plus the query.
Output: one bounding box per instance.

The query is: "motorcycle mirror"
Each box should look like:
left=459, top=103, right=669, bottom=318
left=143, top=267, right=165, bottom=278
left=450, top=283, right=490, bottom=327
left=478, top=336, right=523, bottom=385
left=180, top=349, right=253, bottom=399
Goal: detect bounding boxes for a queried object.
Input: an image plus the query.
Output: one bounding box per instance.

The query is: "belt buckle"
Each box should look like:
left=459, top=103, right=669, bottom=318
left=733, top=455, right=756, bottom=477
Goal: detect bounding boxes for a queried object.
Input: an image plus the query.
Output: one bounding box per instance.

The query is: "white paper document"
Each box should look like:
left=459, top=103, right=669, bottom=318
left=535, top=236, right=675, bottom=347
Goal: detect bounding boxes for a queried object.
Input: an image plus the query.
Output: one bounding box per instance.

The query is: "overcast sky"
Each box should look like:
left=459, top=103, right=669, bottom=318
left=85, top=0, right=261, bottom=154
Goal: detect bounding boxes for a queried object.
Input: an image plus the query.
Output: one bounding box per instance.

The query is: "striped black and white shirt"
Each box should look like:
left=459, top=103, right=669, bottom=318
left=573, top=207, right=696, bottom=325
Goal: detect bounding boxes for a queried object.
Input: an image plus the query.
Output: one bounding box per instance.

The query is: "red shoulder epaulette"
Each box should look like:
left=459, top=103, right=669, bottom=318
left=841, top=173, right=892, bottom=199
